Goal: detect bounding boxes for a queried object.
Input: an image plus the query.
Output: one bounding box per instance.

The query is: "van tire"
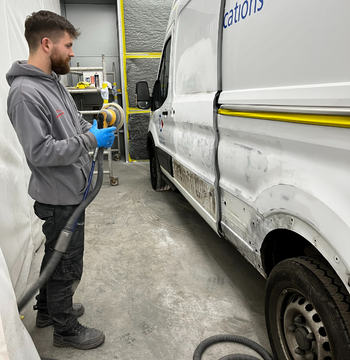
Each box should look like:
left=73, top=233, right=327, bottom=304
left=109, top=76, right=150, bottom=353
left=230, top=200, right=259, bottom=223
left=149, top=146, right=170, bottom=192
left=265, top=256, right=350, bottom=360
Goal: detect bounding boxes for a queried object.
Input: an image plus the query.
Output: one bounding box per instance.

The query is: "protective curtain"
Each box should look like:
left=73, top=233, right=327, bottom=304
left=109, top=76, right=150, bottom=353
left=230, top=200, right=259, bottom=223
left=0, top=0, right=60, bottom=299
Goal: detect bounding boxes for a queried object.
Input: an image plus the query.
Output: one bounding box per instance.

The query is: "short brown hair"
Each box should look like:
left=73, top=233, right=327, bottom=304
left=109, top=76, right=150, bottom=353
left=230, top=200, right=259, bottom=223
left=25, top=10, right=80, bottom=53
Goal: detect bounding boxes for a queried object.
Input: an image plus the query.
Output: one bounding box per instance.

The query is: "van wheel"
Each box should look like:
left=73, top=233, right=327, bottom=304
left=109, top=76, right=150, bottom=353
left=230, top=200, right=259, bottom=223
left=149, top=146, right=170, bottom=191
left=265, top=256, right=350, bottom=360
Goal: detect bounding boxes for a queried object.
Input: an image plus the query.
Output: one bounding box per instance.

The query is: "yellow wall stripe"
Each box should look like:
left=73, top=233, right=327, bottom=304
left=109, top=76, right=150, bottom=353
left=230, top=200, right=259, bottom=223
left=120, top=1, right=155, bottom=162
left=119, top=0, right=132, bottom=162
left=126, top=52, right=162, bottom=59
left=120, top=0, right=128, bottom=110
left=218, top=109, right=350, bottom=128
left=129, top=107, right=151, bottom=114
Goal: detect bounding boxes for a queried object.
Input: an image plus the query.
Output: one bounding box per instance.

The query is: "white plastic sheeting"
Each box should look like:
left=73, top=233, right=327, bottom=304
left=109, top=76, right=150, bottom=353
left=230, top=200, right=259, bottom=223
left=1, top=2, right=61, bottom=357
left=0, top=248, right=40, bottom=359
left=0, top=0, right=60, bottom=298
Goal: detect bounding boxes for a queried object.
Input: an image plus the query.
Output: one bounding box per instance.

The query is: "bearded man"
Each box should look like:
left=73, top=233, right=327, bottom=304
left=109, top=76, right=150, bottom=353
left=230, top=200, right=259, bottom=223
left=6, top=10, right=115, bottom=350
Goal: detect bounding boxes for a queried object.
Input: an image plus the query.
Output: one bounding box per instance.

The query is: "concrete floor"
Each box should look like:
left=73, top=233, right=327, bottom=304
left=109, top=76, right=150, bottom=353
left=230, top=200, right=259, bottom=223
left=22, top=160, right=271, bottom=360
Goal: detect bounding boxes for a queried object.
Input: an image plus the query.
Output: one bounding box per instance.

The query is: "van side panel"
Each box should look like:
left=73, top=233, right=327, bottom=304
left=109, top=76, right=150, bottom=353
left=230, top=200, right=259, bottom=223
left=220, top=0, right=350, bottom=106
left=171, top=0, right=222, bottom=220
left=217, top=112, right=350, bottom=284
left=215, top=0, right=350, bottom=288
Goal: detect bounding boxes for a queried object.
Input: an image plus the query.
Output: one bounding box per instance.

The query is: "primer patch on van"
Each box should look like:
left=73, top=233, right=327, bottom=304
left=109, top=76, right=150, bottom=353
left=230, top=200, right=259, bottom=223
left=173, top=159, right=216, bottom=218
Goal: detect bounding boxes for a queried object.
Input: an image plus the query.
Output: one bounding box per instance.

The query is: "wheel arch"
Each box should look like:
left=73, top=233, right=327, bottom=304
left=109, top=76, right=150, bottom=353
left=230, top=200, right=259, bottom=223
left=255, top=184, right=350, bottom=293
left=260, top=224, right=350, bottom=299
left=261, top=229, right=324, bottom=276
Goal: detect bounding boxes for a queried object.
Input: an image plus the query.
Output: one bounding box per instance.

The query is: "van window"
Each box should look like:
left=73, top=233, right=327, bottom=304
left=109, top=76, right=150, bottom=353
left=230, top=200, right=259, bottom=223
left=158, top=38, right=171, bottom=105
left=174, top=0, right=219, bottom=95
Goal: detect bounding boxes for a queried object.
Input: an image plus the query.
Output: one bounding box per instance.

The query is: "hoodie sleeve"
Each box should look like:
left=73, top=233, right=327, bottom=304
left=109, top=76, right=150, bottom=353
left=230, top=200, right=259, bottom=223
left=9, top=100, right=97, bottom=167
left=60, top=82, right=92, bottom=133
left=77, top=111, right=92, bottom=133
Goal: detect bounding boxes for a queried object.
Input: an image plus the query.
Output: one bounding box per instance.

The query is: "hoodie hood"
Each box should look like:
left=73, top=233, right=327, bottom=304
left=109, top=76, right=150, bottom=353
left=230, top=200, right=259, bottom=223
left=6, top=60, right=60, bottom=86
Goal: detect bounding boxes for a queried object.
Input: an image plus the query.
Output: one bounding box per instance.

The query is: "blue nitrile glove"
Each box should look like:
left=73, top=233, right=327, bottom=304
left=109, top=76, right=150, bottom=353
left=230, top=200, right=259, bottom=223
left=88, top=119, right=116, bottom=148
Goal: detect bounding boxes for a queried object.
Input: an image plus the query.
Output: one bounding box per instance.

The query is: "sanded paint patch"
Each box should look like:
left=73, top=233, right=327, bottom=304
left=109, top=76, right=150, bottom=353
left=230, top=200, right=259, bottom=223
left=173, top=159, right=216, bottom=218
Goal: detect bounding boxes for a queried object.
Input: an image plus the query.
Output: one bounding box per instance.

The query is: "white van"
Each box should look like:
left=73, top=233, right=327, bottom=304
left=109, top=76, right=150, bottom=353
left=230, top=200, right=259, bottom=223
left=136, top=0, right=350, bottom=358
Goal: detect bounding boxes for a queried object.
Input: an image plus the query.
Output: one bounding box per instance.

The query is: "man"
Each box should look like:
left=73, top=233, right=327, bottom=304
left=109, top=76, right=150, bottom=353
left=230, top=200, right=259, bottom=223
left=6, top=10, right=116, bottom=350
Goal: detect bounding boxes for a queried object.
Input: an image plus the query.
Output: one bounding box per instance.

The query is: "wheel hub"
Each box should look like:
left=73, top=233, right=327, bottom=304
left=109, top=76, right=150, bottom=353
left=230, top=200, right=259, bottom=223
left=281, top=293, right=333, bottom=359
left=295, top=326, right=312, bottom=351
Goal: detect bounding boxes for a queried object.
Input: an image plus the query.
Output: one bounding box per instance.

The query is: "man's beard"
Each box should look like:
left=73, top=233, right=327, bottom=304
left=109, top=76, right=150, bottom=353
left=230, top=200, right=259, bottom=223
left=51, top=49, right=71, bottom=75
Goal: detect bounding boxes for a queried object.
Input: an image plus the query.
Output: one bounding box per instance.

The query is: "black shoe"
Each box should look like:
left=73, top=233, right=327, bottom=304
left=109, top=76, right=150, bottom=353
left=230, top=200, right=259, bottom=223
left=53, top=322, right=105, bottom=350
left=36, top=303, right=85, bottom=328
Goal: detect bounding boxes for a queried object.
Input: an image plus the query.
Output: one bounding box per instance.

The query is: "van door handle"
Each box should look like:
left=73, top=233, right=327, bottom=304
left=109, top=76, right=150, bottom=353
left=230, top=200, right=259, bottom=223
left=162, top=111, right=168, bottom=116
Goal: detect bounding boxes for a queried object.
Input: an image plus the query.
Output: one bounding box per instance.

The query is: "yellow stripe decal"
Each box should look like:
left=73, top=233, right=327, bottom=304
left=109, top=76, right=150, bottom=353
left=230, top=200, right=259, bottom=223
left=218, top=109, right=350, bottom=128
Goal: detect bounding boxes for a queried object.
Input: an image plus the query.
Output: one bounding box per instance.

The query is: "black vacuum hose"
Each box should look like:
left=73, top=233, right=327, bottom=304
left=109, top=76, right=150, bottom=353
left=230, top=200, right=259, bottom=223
left=17, top=147, right=105, bottom=312
left=193, top=334, right=274, bottom=360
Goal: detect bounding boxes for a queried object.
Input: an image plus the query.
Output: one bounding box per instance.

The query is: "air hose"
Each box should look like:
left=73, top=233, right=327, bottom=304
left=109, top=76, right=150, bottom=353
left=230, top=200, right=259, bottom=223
left=193, top=334, right=274, bottom=360
left=17, top=146, right=105, bottom=312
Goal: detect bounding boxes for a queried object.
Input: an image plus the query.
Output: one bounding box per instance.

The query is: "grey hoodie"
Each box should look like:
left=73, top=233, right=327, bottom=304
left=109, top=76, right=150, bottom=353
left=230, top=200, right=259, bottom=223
left=6, top=61, right=97, bottom=205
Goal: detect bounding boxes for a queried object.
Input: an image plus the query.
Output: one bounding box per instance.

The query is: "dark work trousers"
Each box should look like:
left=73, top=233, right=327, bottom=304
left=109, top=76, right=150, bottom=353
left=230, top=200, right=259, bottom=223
left=33, top=201, right=85, bottom=332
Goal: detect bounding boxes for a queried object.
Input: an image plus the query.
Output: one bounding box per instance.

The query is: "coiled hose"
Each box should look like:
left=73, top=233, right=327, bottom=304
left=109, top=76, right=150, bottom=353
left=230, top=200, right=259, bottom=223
left=17, top=147, right=104, bottom=312
left=193, top=334, right=274, bottom=360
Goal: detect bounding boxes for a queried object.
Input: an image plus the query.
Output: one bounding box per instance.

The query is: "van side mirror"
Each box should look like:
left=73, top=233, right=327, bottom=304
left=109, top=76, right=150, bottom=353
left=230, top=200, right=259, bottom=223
left=136, top=81, right=150, bottom=109
left=152, top=79, right=162, bottom=110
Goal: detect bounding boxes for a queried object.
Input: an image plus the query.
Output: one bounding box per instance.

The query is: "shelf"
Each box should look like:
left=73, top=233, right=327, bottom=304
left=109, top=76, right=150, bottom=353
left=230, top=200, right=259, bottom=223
left=67, top=88, right=121, bottom=94
left=69, top=54, right=122, bottom=176
left=67, top=88, right=101, bottom=93
left=70, top=66, right=104, bottom=72
left=80, top=110, right=100, bottom=115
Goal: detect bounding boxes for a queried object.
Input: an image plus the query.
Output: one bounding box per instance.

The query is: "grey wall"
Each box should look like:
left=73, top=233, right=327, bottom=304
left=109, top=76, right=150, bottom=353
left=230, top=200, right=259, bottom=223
left=124, top=1, right=172, bottom=53
left=64, top=3, right=120, bottom=86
